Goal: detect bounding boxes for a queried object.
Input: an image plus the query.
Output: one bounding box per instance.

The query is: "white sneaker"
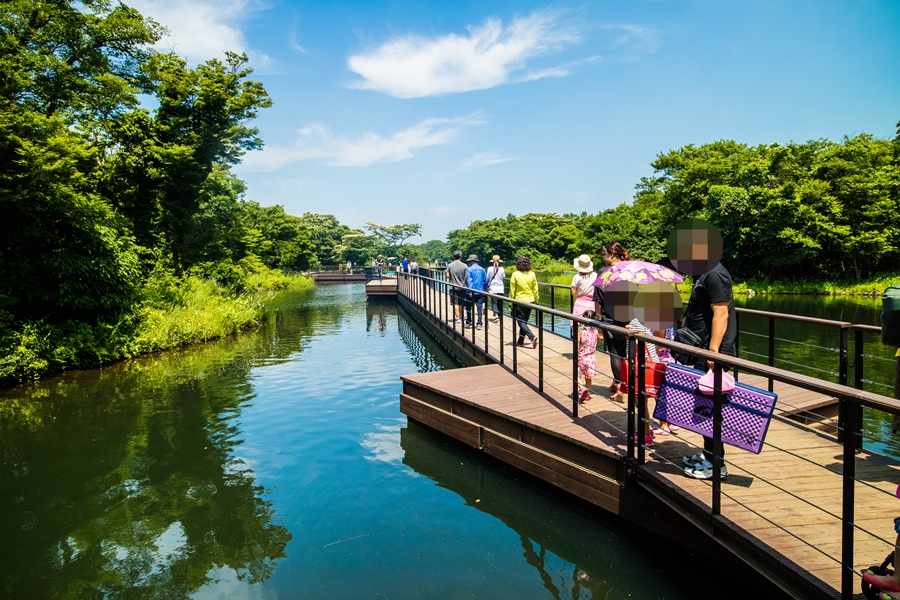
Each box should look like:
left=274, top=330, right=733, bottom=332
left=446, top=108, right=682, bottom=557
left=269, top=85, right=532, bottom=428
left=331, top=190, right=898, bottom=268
left=684, top=460, right=728, bottom=480
left=683, top=452, right=706, bottom=466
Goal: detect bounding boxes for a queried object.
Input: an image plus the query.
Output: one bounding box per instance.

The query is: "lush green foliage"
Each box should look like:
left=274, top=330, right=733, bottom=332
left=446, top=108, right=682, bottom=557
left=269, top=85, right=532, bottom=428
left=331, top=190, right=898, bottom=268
left=0, top=1, right=315, bottom=386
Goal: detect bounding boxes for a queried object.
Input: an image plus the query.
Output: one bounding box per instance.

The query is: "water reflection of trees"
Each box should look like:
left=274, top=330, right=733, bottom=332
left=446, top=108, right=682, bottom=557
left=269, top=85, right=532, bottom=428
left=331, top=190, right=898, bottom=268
left=0, top=289, right=342, bottom=598
left=398, top=423, right=730, bottom=600
left=366, top=300, right=397, bottom=333
left=399, top=424, right=611, bottom=599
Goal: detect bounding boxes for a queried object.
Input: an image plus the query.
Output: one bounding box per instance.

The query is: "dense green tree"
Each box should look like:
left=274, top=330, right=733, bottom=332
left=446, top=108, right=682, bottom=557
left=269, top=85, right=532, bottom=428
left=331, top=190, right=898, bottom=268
left=0, top=0, right=162, bottom=320
left=364, top=222, right=422, bottom=254
left=298, top=213, right=351, bottom=265
left=0, top=113, right=141, bottom=319
left=111, top=51, right=271, bottom=273
left=332, top=231, right=381, bottom=265
left=239, top=203, right=314, bottom=271
left=418, top=239, right=451, bottom=262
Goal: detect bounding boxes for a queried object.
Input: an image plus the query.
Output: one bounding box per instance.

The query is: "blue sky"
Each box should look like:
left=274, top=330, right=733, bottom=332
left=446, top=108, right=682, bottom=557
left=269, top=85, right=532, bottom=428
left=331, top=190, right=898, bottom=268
left=129, top=0, right=900, bottom=242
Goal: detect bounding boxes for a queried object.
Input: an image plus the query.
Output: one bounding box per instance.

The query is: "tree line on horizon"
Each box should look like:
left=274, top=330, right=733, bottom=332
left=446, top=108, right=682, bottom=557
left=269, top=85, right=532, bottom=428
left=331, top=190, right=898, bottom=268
left=429, top=127, right=900, bottom=281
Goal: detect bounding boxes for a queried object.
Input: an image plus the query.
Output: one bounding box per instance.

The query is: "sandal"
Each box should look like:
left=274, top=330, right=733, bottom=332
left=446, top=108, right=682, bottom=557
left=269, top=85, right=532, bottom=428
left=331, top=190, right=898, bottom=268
left=531, top=337, right=538, bottom=349
left=610, top=391, right=625, bottom=403
left=864, top=573, right=900, bottom=593
left=578, top=387, right=590, bottom=402
left=633, top=433, right=655, bottom=448
left=653, top=427, right=670, bottom=436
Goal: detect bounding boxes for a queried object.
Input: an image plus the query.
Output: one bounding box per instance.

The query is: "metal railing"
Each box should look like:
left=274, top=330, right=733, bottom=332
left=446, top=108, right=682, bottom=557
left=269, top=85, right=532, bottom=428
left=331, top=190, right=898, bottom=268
left=364, top=266, right=399, bottom=282
left=396, top=270, right=900, bottom=600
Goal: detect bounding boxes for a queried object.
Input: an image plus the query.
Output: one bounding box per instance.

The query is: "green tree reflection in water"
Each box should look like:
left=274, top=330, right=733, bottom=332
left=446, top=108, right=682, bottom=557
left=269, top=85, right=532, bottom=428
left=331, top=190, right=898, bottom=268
left=0, top=289, right=343, bottom=598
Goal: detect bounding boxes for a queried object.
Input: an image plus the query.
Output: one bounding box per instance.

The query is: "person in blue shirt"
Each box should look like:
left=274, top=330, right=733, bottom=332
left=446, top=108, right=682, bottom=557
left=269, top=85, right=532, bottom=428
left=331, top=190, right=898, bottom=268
left=401, top=257, right=410, bottom=279
left=464, top=254, right=488, bottom=329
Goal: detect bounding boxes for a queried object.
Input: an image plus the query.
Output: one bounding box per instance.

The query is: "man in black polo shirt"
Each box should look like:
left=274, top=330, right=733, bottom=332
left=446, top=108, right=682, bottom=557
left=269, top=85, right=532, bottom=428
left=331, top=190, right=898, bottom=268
left=681, top=262, right=738, bottom=480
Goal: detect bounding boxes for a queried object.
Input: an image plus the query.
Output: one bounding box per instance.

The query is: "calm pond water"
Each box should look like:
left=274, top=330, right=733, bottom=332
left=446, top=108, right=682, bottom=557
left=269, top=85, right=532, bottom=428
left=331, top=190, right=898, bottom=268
left=2, top=284, right=787, bottom=599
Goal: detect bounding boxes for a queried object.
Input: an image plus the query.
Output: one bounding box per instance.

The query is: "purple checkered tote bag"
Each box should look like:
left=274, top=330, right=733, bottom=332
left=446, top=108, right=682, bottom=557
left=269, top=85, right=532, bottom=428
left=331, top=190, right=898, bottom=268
left=653, top=364, right=778, bottom=454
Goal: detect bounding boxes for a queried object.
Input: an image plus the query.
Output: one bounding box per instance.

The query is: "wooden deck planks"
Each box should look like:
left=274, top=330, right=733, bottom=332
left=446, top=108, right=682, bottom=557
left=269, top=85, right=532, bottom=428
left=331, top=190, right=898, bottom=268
left=398, top=284, right=900, bottom=598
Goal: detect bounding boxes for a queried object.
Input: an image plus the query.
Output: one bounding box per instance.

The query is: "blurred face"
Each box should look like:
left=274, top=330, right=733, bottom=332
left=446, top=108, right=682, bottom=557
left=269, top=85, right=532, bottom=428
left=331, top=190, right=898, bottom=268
left=601, top=248, right=612, bottom=266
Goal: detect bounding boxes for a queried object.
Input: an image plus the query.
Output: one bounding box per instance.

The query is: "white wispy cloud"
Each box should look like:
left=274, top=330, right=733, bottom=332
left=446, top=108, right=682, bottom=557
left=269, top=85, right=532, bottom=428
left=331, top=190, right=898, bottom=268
left=288, top=21, right=307, bottom=53
left=605, top=24, right=661, bottom=61
left=240, top=116, right=482, bottom=170
left=128, top=0, right=272, bottom=66
left=347, top=9, right=583, bottom=98
left=460, top=152, right=517, bottom=169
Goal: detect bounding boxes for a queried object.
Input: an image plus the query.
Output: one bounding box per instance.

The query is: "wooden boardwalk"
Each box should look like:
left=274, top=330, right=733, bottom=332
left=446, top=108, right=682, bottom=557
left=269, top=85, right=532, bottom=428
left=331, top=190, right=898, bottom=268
left=398, top=285, right=900, bottom=600
left=365, top=277, right=398, bottom=298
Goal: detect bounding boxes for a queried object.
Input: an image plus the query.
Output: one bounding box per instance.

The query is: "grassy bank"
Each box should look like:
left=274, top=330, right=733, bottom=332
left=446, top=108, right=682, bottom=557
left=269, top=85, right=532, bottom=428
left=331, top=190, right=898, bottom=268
left=537, top=271, right=899, bottom=296
left=0, top=269, right=313, bottom=387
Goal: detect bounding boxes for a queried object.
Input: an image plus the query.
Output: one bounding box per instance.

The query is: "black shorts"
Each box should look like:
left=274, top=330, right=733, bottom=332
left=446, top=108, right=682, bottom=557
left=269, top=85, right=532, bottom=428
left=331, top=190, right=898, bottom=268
left=451, top=288, right=466, bottom=306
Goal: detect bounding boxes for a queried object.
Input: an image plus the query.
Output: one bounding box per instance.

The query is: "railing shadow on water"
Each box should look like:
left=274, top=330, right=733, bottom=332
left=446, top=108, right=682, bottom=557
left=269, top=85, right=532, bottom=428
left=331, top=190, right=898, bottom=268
left=400, top=270, right=900, bottom=600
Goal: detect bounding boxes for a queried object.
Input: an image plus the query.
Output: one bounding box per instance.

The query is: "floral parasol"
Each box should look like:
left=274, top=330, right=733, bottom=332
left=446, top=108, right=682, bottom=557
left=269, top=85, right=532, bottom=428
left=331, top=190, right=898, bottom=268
left=593, top=260, right=684, bottom=288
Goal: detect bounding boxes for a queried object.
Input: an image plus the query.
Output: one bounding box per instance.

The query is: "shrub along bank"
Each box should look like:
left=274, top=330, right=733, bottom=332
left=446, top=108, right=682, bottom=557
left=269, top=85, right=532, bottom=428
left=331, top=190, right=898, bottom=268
left=0, top=268, right=312, bottom=387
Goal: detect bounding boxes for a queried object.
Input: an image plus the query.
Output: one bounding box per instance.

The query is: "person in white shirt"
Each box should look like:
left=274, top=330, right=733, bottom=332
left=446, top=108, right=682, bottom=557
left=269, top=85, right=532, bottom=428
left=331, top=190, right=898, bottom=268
left=485, top=255, right=506, bottom=323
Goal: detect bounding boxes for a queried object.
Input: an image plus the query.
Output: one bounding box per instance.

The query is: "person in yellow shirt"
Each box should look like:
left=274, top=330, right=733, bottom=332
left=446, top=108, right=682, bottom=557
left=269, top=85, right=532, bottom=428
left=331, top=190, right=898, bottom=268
left=508, top=255, right=540, bottom=348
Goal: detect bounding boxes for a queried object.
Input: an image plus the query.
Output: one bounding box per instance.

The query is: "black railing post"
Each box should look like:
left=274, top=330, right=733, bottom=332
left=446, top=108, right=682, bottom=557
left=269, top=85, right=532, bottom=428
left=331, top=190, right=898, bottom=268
left=768, top=316, right=775, bottom=392
left=471, top=295, right=476, bottom=358
left=839, top=327, right=849, bottom=386
left=484, top=296, right=489, bottom=356
left=712, top=364, right=723, bottom=517
left=836, top=327, right=850, bottom=443
left=637, top=338, right=646, bottom=465
left=626, top=335, right=636, bottom=460
left=551, top=289, right=555, bottom=333
left=854, top=328, right=864, bottom=391
left=734, top=311, right=740, bottom=382
left=538, top=311, right=544, bottom=392
left=512, top=304, right=518, bottom=374
left=499, top=301, right=505, bottom=366
left=854, top=328, right=865, bottom=439
left=841, top=394, right=858, bottom=600
left=572, top=319, right=579, bottom=418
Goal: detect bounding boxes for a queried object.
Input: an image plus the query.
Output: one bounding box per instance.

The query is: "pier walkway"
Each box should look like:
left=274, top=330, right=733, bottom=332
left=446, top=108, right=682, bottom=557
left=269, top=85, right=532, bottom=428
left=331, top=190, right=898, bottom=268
left=395, top=273, right=900, bottom=600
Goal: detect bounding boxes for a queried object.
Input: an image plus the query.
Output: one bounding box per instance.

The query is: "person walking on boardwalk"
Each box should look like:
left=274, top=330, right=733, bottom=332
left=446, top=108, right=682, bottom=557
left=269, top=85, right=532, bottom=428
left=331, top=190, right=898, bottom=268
left=346, top=260, right=352, bottom=274
left=576, top=310, right=600, bottom=402
left=401, top=256, right=410, bottom=279
left=509, top=255, right=539, bottom=349
left=680, top=261, right=738, bottom=480
left=486, top=255, right=506, bottom=323
left=593, top=243, right=631, bottom=393
left=447, top=250, right=468, bottom=323
left=464, top=254, right=488, bottom=329
left=571, top=254, right=597, bottom=337
left=410, top=259, right=418, bottom=276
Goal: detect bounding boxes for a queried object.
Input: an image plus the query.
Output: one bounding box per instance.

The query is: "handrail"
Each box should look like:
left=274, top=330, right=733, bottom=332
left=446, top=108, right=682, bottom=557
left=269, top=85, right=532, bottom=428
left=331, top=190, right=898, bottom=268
left=735, top=307, right=851, bottom=328
left=419, top=268, right=895, bottom=393
left=402, top=271, right=898, bottom=414
left=395, top=271, right=898, bottom=599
